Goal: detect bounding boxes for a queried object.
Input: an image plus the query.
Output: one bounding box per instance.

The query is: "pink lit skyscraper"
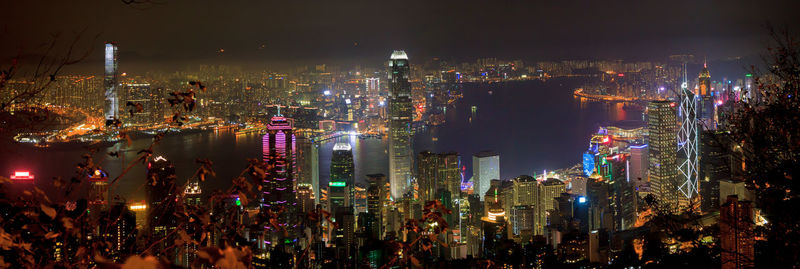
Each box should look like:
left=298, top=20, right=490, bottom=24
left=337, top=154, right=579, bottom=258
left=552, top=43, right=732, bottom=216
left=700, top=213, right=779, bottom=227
left=261, top=109, right=297, bottom=248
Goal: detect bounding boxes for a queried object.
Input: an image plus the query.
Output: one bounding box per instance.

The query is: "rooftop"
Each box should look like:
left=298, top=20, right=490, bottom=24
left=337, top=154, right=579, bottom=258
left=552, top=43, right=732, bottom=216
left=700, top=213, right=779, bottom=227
left=390, top=50, right=408, bottom=60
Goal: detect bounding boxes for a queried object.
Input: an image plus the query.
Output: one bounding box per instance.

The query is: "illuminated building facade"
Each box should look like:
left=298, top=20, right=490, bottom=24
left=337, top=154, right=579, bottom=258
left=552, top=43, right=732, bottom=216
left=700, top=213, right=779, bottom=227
left=720, top=195, right=754, bottom=269
left=330, top=142, right=354, bottom=211
left=296, top=136, right=320, bottom=204
left=647, top=100, right=681, bottom=211
left=261, top=111, right=298, bottom=247
left=678, top=64, right=699, bottom=206
left=297, top=183, right=314, bottom=215
left=537, top=179, right=566, bottom=235
left=122, top=82, right=165, bottom=126
left=388, top=50, right=413, bottom=199
left=88, top=169, right=110, bottom=219
left=473, top=151, right=500, bottom=201
left=698, top=61, right=711, bottom=96
left=416, top=151, right=462, bottom=202
left=629, top=144, right=648, bottom=188
left=180, top=179, right=202, bottom=267
left=511, top=205, right=535, bottom=236
left=100, top=203, right=136, bottom=262
left=146, top=156, right=178, bottom=261
left=104, top=42, right=119, bottom=121
left=353, top=184, right=367, bottom=214
left=334, top=207, right=356, bottom=264
left=512, top=175, right=537, bottom=206
left=129, top=202, right=147, bottom=230
left=700, top=130, right=730, bottom=212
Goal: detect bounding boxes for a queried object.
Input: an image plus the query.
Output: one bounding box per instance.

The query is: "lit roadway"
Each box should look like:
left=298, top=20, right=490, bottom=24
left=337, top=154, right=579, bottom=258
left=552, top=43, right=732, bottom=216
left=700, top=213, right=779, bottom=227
left=573, top=88, right=660, bottom=102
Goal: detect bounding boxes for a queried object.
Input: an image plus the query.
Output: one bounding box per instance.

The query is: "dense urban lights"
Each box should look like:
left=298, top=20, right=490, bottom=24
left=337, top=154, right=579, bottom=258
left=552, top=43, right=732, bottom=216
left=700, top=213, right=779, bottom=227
left=1, top=1, right=794, bottom=267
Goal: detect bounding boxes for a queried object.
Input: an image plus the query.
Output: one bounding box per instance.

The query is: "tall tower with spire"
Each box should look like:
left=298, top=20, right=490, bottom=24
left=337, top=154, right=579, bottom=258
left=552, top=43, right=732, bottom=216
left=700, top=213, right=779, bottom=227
left=388, top=50, right=413, bottom=199
left=698, top=60, right=711, bottom=96
left=678, top=63, right=700, bottom=206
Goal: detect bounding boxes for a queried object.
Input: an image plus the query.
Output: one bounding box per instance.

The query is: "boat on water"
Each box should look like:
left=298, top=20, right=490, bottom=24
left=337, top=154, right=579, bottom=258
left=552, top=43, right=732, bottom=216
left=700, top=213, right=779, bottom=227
left=357, top=133, right=384, bottom=139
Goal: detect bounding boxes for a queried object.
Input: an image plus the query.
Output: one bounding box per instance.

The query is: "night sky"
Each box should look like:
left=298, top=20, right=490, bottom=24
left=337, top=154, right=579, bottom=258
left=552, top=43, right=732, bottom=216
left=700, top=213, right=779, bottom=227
left=3, top=0, right=799, bottom=69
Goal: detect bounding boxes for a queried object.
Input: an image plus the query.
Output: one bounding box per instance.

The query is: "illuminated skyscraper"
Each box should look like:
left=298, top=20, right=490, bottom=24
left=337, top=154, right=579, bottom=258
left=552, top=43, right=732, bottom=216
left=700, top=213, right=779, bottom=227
left=417, top=151, right=439, bottom=201
left=388, top=50, right=413, bottom=199
left=537, top=178, right=566, bottom=235
left=178, top=181, right=201, bottom=267
left=698, top=61, right=711, bottom=96
left=296, top=136, right=320, bottom=204
left=720, top=195, right=754, bottom=269
left=512, top=175, right=537, bottom=206
left=647, top=101, right=681, bottom=211
left=104, top=42, right=119, bottom=122
left=261, top=109, right=298, bottom=247
left=629, top=144, right=649, bottom=191
left=122, top=82, right=164, bottom=126
left=473, top=151, right=500, bottom=201
left=330, top=142, right=354, bottom=211
left=416, top=151, right=462, bottom=202
left=88, top=169, right=109, bottom=219
left=334, top=207, right=356, bottom=264
left=100, top=203, right=135, bottom=262
left=128, top=201, right=147, bottom=231
left=146, top=156, right=178, bottom=260
left=697, top=61, right=717, bottom=130
left=297, top=183, right=314, bottom=215
left=678, top=64, right=700, bottom=205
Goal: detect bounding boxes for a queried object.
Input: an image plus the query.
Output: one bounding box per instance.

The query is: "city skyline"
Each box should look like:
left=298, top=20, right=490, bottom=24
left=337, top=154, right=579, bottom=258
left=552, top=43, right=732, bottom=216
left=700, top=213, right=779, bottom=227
left=1, top=1, right=798, bottom=268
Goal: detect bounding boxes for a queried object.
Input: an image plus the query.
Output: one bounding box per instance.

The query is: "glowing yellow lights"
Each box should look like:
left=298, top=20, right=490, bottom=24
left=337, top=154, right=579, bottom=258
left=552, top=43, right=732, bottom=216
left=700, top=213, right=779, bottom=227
left=487, top=209, right=505, bottom=222
left=129, top=204, right=147, bottom=211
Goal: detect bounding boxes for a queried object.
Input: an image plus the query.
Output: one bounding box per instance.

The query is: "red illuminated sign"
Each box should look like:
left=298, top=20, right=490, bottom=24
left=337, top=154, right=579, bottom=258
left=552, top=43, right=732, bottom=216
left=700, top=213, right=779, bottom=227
left=10, top=171, right=34, bottom=180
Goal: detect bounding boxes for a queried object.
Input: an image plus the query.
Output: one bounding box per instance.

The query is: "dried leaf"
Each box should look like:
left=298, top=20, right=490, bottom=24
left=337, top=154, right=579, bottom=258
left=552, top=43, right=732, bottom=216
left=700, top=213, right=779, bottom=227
left=40, top=204, right=56, bottom=219
left=44, top=232, right=60, bottom=239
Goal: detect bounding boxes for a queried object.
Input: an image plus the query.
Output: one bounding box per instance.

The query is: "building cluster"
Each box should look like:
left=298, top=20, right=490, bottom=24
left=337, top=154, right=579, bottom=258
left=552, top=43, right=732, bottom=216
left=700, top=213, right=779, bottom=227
left=1, top=45, right=766, bottom=268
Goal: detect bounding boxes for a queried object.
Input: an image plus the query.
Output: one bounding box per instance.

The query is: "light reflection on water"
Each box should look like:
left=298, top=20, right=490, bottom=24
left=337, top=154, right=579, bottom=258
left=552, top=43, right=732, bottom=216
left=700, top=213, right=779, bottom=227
left=0, top=78, right=642, bottom=202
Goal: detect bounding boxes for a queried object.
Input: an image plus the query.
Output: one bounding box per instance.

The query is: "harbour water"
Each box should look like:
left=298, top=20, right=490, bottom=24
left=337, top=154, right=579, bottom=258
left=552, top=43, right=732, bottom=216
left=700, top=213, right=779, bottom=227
left=0, top=78, right=643, bottom=202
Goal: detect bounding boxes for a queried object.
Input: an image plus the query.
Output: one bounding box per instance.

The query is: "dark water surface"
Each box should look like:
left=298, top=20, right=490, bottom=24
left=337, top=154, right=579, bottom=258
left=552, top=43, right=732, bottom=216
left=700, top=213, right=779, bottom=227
left=1, top=78, right=642, bottom=202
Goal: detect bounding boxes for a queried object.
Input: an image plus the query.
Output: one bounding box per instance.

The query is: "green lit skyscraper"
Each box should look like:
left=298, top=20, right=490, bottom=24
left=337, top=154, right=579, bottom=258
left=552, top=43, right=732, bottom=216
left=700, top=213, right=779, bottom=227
left=388, top=50, right=413, bottom=199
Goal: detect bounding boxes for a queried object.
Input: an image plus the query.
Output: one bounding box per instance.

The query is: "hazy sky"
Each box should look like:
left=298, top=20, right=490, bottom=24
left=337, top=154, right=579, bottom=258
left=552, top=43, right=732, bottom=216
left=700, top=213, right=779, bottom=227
left=2, top=0, right=799, bottom=68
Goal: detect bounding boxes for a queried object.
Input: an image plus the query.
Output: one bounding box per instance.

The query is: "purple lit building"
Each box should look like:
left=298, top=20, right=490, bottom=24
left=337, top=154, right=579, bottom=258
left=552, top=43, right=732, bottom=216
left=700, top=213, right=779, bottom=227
left=261, top=110, right=298, bottom=248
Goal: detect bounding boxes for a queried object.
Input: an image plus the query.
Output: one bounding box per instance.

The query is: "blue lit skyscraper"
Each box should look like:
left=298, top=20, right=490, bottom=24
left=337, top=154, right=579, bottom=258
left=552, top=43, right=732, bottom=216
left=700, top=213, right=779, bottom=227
left=104, top=42, right=119, bottom=122
left=388, top=50, right=413, bottom=199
